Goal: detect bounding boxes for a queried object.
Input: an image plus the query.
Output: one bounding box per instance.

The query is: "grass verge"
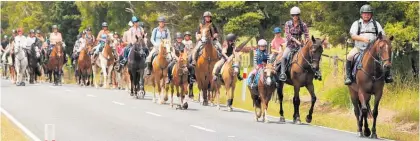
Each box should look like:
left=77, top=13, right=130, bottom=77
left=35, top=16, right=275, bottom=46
left=1, top=114, right=30, bottom=141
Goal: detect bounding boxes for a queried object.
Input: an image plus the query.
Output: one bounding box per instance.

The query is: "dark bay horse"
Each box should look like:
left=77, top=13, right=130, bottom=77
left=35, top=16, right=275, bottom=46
left=348, top=34, right=393, bottom=138
left=169, top=51, right=189, bottom=109
left=77, top=43, right=92, bottom=86
left=248, top=63, right=277, bottom=123
left=47, top=42, right=64, bottom=86
left=26, top=39, right=42, bottom=84
left=195, top=24, right=219, bottom=106
left=128, top=36, right=147, bottom=99
left=276, top=36, right=325, bottom=124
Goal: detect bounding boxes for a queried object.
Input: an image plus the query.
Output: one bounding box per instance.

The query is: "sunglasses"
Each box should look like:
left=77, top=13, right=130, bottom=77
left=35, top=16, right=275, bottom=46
left=291, top=14, right=300, bottom=17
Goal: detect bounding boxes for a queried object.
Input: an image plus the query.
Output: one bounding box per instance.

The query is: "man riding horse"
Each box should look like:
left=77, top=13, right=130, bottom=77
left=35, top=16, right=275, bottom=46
left=72, top=30, right=87, bottom=69
left=248, top=39, right=270, bottom=89
left=344, top=4, right=393, bottom=85
left=183, top=31, right=196, bottom=82
left=145, top=16, right=171, bottom=76
left=47, top=25, right=67, bottom=65
left=120, top=16, right=145, bottom=66
left=167, top=32, right=186, bottom=84
left=212, top=33, right=244, bottom=82
left=278, top=6, right=322, bottom=81
left=190, top=11, right=223, bottom=75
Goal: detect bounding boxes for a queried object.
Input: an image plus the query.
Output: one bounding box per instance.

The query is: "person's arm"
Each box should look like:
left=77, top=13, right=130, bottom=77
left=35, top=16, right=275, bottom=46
left=166, top=28, right=171, bottom=43
left=212, top=24, right=218, bottom=39
left=349, top=21, right=369, bottom=43
left=151, top=28, right=157, bottom=46
left=222, top=41, right=228, bottom=58
left=376, top=22, right=386, bottom=36
left=196, top=25, right=202, bottom=40
left=302, top=22, right=310, bottom=42
left=253, top=50, right=258, bottom=67
left=284, top=21, right=294, bottom=43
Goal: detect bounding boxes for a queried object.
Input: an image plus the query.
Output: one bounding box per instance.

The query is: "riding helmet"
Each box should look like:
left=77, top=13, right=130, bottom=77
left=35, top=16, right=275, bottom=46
left=226, top=33, right=236, bottom=41
left=52, top=25, right=58, bottom=29
left=360, top=4, right=373, bottom=14
left=102, top=22, right=108, bottom=27
left=274, top=27, right=282, bottom=33
left=176, top=32, right=183, bottom=39
left=157, top=16, right=166, bottom=22
left=184, top=31, right=192, bottom=36
left=258, top=39, right=268, bottom=46
left=203, top=11, right=212, bottom=17
left=290, top=6, right=301, bottom=15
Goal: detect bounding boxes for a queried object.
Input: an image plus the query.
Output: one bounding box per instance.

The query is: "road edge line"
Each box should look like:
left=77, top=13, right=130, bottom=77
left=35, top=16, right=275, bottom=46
left=1, top=107, right=42, bottom=141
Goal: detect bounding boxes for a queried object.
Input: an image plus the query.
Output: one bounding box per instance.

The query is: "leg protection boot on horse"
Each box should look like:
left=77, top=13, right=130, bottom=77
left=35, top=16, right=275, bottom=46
left=384, top=69, right=394, bottom=83
left=344, top=60, right=353, bottom=85
left=279, top=59, right=287, bottom=81
left=227, top=99, right=233, bottom=107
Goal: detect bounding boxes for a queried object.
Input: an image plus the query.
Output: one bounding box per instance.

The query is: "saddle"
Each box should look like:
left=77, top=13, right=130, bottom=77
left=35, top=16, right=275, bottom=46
left=284, top=48, right=301, bottom=76
left=351, top=51, right=365, bottom=80
left=246, top=69, right=262, bottom=88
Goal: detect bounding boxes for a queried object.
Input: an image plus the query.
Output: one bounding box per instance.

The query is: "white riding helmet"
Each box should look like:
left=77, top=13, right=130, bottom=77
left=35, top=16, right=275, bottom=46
left=258, top=39, right=268, bottom=46
left=290, top=6, right=301, bottom=15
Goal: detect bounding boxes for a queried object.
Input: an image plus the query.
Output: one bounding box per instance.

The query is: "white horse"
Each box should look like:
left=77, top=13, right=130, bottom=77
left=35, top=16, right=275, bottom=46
left=92, top=40, right=115, bottom=89
left=14, top=40, right=28, bottom=86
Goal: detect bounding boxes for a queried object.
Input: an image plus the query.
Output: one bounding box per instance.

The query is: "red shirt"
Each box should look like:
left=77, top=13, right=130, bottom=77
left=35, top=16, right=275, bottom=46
left=270, top=37, right=285, bottom=52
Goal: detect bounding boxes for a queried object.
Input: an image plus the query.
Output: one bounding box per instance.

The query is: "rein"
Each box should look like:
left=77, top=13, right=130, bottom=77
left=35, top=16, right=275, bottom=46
left=359, top=40, right=390, bottom=81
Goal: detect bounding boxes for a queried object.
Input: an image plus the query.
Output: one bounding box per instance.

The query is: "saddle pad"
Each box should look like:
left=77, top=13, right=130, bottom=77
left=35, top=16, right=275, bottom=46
left=247, top=69, right=261, bottom=87
left=352, top=52, right=363, bottom=79
left=286, top=48, right=301, bottom=74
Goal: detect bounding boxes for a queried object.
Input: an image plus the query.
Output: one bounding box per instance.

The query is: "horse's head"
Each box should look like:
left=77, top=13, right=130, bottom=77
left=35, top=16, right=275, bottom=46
left=178, top=50, right=189, bottom=75
left=200, top=24, right=211, bottom=44
left=229, top=53, right=241, bottom=77
left=262, top=63, right=276, bottom=86
left=55, top=41, right=63, bottom=57
left=133, top=35, right=147, bottom=57
left=373, top=33, right=394, bottom=69
left=307, top=35, right=325, bottom=70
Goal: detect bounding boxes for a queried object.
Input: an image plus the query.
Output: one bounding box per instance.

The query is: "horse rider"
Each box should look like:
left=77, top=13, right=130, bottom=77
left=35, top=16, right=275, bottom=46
left=91, top=34, right=108, bottom=62
left=35, top=30, right=45, bottom=43
left=118, top=21, right=133, bottom=67
left=85, top=27, right=95, bottom=45
left=145, top=16, right=172, bottom=76
left=191, top=11, right=223, bottom=67
left=278, top=6, right=322, bottom=81
left=26, top=29, right=42, bottom=58
left=212, top=33, right=243, bottom=82
left=166, top=32, right=186, bottom=84
left=96, top=22, right=110, bottom=41
left=270, top=27, right=285, bottom=61
left=1, top=35, right=8, bottom=53
left=183, top=31, right=196, bottom=82
left=47, top=25, right=67, bottom=64
left=72, top=30, right=87, bottom=66
left=248, top=39, right=270, bottom=89
left=120, top=16, right=145, bottom=66
left=345, top=4, right=393, bottom=85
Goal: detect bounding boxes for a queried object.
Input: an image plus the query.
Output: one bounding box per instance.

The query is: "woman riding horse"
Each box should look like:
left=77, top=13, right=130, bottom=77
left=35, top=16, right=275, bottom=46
left=47, top=25, right=66, bottom=65
left=167, top=32, right=186, bottom=84
left=145, top=16, right=171, bottom=76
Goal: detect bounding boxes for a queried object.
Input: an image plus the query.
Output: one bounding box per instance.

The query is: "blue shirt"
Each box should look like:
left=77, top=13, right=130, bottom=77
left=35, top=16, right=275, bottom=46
left=151, top=27, right=171, bottom=47
left=254, top=49, right=269, bottom=65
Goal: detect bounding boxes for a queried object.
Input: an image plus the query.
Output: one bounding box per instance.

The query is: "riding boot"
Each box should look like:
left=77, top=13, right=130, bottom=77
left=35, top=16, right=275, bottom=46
left=189, top=66, right=196, bottom=82
left=384, top=69, right=394, bottom=83
left=249, top=73, right=256, bottom=89
left=344, top=60, right=353, bottom=85
left=192, top=45, right=203, bottom=66
left=279, top=59, right=287, bottom=81
left=145, top=62, right=152, bottom=75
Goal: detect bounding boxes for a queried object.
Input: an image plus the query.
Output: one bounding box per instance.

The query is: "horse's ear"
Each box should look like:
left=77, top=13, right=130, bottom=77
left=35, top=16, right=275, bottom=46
left=389, top=36, right=394, bottom=41
left=135, top=35, right=139, bottom=41
left=311, top=35, right=316, bottom=43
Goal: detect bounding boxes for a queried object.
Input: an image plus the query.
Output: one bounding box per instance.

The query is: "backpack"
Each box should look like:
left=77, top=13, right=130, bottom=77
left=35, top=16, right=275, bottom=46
left=357, top=19, right=378, bottom=35
left=153, top=27, right=169, bottom=41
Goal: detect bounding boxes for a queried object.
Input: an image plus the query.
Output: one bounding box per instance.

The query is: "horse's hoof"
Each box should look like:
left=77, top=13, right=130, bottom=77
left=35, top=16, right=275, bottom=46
left=21, top=82, right=25, bottom=86
left=227, top=107, right=233, bottom=112
left=306, top=115, right=312, bottom=123
left=370, top=133, right=378, bottom=139
left=217, top=106, right=221, bottom=110
left=202, top=101, right=208, bottom=106
left=264, top=119, right=269, bottom=123
left=279, top=116, right=286, bottom=123
left=130, top=93, right=134, bottom=96
left=359, top=132, right=364, bottom=137
left=293, top=117, right=301, bottom=124
left=364, top=128, right=371, bottom=137
left=210, top=103, right=214, bottom=107
left=176, top=105, right=182, bottom=110
left=182, top=102, right=188, bottom=109
left=255, top=117, right=259, bottom=122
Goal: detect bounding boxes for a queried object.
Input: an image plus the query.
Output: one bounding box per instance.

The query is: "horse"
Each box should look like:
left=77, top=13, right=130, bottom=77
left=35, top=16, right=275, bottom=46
left=276, top=36, right=325, bottom=124
left=168, top=51, right=189, bottom=109
left=92, top=40, right=115, bottom=88
left=4, top=43, right=17, bottom=83
left=248, top=63, right=277, bottom=123
left=127, top=36, right=147, bottom=99
left=348, top=33, right=393, bottom=138
left=214, top=53, right=242, bottom=111
left=77, top=43, right=93, bottom=86
left=47, top=42, right=65, bottom=86
left=118, top=63, right=131, bottom=92
left=26, top=39, right=42, bottom=84
left=14, top=40, right=28, bottom=86
left=195, top=24, right=220, bottom=106
left=150, top=39, right=171, bottom=104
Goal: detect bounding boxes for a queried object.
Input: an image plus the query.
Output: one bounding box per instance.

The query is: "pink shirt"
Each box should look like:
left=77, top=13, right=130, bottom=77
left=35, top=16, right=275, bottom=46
left=270, top=37, right=285, bottom=52
left=49, top=32, right=63, bottom=45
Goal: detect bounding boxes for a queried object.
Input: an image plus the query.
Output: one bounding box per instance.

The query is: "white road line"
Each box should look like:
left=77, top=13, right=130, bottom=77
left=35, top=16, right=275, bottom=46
left=112, top=101, right=125, bottom=105
left=145, top=112, right=162, bottom=117
left=228, top=136, right=235, bottom=138
left=1, top=108, right=42, bottom=141
left=86, top=95, right=96, bottom=97
left=190, top=125, right=216, bottom=133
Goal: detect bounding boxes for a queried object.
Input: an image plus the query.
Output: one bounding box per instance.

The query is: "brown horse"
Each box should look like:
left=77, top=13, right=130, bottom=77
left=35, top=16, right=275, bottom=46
left=248, top=63, right=277, bottom=123
left=92, top=40, right=115, bottom=88
left=77, top=43, right=92, bottom=86
left=214, top=53, right=242, bottom=111
left=118, top=64, right=131, bottom=92
left=276, top=36, right=325, bottom=124
left=6, top=42, right=16, bottom=84
left=151, top=39, right=171, bottom=104
left=348, top=34, right=393, bottom=138
left=47, top=42, right=64, bottom=86
left=169, top=51, right=189, bottom=109
left=195, top=24, right=219, bottom=106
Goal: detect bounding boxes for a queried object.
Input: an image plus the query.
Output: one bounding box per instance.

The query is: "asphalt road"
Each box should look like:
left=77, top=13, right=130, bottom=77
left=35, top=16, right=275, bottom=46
left=1, top=80, right=379, bottom=141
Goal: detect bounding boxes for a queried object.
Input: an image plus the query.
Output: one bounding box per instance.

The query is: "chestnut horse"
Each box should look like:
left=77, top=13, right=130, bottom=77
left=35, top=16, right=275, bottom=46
left=77, top=43, right=92, bottom=86
left=248, top=63, right=277, bottom=123
left=151, top=39, right=171, bottom=104
left=168, top=51, right=189, bottom=109
left=276, top=36, right=325, bottom=124
left=214, top=53, right=242, bottom=111
left=47, top=42, right=64, bottom=86
left=195, top=24, right=219, bottom=106
left=348, top=33, right=393, bottom=138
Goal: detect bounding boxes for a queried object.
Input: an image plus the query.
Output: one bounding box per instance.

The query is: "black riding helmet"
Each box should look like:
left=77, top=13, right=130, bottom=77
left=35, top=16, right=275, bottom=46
left=226, top=33, right=236, bottom=41
left=176, top=32, right=183, bottom=39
